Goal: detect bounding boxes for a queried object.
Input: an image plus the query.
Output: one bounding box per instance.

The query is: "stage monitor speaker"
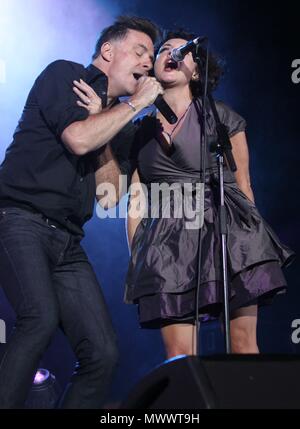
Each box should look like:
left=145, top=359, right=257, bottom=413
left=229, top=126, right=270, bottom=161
left=121, top=354, right=300, bottom=409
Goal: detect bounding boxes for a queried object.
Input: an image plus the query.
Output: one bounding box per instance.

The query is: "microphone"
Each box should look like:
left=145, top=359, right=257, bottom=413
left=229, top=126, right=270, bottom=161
left=134, top=75, right=178, bottom=124
left=170, top=36, right=207, bottom=62
left=154, top=95, right=177, bottom=124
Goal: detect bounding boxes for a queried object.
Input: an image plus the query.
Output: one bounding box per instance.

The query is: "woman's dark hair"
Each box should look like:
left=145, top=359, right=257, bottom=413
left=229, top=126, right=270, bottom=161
left=157, top=29, right=224, bottom=96
left=92, top=16, right=161, bottom=60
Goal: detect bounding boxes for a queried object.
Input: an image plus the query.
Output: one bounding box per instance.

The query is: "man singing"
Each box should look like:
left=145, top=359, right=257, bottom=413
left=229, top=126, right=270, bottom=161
left=0, top=16, right=162, bottom=408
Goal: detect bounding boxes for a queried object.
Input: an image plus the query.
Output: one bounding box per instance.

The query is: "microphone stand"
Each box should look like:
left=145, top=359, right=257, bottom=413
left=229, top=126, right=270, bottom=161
left=193, top=43, right=237, bottom=354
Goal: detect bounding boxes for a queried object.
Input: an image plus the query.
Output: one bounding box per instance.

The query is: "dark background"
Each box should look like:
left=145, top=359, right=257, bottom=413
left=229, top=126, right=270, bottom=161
left=0, top=0, right=299, bottom=406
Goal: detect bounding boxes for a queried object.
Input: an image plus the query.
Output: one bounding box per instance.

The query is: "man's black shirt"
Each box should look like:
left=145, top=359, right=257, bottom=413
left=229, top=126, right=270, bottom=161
left=0, top=60, right=131, bottom=235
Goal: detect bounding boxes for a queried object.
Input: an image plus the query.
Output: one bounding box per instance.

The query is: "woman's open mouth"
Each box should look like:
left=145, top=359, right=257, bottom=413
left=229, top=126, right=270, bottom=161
left=164, top=59, right=178, bottom=71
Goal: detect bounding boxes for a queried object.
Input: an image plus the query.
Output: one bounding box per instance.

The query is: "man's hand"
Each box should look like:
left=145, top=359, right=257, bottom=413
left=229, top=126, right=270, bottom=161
left=73, top=79, right=102, bottom=115
left=129, top=76, right=164, bottom=110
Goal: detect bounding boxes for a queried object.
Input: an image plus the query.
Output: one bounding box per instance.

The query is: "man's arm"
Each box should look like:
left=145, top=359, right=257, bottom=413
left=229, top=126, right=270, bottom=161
left=61, top=76, right=162, bottom=155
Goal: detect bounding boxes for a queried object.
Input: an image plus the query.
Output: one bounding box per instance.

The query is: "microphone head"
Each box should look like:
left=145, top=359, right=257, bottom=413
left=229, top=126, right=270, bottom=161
left=170, top=48, right=184, bottom=63
left=170, top=37, right=207, bottom=63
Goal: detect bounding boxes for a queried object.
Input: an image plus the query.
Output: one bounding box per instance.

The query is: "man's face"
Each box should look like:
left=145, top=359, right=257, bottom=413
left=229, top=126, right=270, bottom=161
left=107, top=29, right=154, bottom=97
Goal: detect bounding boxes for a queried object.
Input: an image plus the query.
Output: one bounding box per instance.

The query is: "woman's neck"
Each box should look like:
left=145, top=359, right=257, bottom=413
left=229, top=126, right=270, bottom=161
left=161, top=85, right=193, bottom=115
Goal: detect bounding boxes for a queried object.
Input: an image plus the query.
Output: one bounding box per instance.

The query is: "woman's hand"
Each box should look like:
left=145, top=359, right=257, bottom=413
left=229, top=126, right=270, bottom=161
left=73, top=79, right=102, bottom=115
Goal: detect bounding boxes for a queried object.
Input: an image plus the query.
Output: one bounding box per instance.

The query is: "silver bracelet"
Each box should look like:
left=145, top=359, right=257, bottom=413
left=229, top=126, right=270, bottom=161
left=122, top=100, right=137, bottom=112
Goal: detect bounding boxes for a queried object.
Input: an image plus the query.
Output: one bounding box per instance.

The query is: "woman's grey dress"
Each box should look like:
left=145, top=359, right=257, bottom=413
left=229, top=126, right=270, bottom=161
left=124, top=99, right=294, bottom=328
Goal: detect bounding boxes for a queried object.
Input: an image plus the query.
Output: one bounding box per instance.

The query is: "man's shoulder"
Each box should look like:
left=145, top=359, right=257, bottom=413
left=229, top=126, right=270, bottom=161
left=37, top=59, right=85, bottom=81
left=45, top=59, right=84, bottom=73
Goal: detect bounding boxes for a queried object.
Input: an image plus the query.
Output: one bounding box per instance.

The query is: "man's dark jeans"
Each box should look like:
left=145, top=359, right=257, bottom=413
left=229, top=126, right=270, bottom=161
left=0, top=207, right=119, bottom=408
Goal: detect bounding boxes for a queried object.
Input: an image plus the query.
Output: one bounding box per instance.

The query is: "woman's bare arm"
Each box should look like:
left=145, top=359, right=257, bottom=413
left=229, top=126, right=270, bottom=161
left=126, top=169, right=144, bottom=250
left=71, top=79, right=127, bottom=208
left=230, top=131, right=255, bottom=203
left=94, top=144, right=126, bottom=208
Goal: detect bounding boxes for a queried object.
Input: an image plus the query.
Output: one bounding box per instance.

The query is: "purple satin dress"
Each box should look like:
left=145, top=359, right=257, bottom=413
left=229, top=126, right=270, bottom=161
left=124, top=99, right=295, bottom=328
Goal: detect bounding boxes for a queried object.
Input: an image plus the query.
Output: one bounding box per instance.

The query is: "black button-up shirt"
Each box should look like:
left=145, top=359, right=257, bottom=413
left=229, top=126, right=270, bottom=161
left=0, top=60, right=121, bottom=235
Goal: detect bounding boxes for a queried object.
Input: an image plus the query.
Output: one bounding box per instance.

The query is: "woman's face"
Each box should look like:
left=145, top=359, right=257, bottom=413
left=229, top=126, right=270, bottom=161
left=154, top=38, right=198, bottom=89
